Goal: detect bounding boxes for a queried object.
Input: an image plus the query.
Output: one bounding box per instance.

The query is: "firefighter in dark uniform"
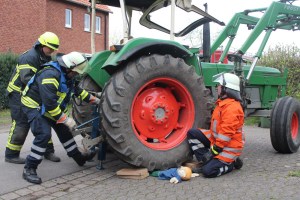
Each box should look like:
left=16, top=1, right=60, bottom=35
left=21, top=51, right=100, bottom=184
left=5, top=32, right=61, bottom=164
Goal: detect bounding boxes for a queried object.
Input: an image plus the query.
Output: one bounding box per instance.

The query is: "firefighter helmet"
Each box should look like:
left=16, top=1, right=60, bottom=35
left=61, top=52, right=88, bottom=74
left=212, top=72, right=240, bottom=91
left=38, top=32, right=60, bottom=50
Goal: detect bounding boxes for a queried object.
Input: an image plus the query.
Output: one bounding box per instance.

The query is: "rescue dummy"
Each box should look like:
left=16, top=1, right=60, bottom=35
left=151, top=166, right=198, bottom=184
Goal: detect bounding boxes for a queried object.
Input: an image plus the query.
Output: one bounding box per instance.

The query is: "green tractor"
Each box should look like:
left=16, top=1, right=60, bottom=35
left=73, top=0, right=300, bottom=171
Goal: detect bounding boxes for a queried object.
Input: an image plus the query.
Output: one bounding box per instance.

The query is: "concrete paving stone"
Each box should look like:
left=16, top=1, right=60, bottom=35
left=32, top=190, right=49, bottom=197
left=36, top=196, right=56, bottom=200
left=76, top=173, right=98, bottom=182
left=13, top=188, right=32, bottom=196
left=66, top=187, right=79, bottom=193
left=81, top=169, right=96, bottom=175
left=15, top=195, right=38, bottom=200
left=44, top=186, right=61, bottom=193
left=73, top=183, right=89, bottom=189
left=40, top=181, right=57, bottom=188
left=71, top=171, right=88, bottom=178
left=0, top=193, right=20, bottom=200
left=67, top=179, right=82, bottom=186
left=50, top=177, right=68, bottom=184
left=27, top=185, right=45, bottom=192
left=56, top=183, right=72, bottom=190
left=91, top=173, right=115, bottom=181
left=51, top=191, right=68, bottom=197
left=82, top=180, right=98, bottom=186
left=60, top=174, right=77, bottom=181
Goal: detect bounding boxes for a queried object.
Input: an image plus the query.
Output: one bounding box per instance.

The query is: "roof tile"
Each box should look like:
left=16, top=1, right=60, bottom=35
left=70, top=0, right=111, bottom=12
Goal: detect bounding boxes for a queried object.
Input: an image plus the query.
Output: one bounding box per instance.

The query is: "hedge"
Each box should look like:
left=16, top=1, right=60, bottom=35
left=0, top=52, right=18, bottom=109
left=259, top=44, right=300, bottom=100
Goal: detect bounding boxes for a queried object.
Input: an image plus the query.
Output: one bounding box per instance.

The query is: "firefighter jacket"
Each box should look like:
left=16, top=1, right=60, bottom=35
left=21, top=61, right=91, bottom=121
left=201, top=98, right=244, bottom=163
left=6, top=42, right=51, bottom=94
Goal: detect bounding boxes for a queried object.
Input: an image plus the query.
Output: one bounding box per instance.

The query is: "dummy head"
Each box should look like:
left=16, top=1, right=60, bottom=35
left=177, top=166, right=192, bottom=181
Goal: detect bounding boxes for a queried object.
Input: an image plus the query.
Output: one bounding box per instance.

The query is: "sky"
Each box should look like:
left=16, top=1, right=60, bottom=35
left=107, top=0, right=300, bottom=54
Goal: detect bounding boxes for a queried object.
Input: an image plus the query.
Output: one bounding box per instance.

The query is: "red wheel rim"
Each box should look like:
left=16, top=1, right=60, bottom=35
left=132, top=77, right=195, bottom=150
left=291, top=112, right=299, bottom=140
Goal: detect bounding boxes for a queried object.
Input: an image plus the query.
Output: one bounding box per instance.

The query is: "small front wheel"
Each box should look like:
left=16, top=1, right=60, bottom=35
left=270, top=96, right=300, bottom=153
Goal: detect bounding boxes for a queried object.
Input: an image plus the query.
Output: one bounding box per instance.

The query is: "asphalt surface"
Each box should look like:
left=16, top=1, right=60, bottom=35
left=0, top=125, right=300, bottom=200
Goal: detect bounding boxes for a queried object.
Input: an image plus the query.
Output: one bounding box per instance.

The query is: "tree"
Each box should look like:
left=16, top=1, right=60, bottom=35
left=258, top=44, right=300, bottom=99
left=182, top=27, right=203, bottom=48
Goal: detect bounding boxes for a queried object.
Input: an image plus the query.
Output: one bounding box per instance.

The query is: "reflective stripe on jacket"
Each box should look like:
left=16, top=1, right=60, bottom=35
left=21, top=61, right=90, bottom=121
left=200, top=98, right=244, bottom=163
left=6, top=42, right=51, bottom=94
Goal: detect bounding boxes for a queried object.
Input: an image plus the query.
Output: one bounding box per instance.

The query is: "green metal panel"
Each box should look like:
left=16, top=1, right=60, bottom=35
left=87, top=38, right=201, bottom=87
left=101, top=37, right=193, bottom=69
left=87, top=51, right=112, bottom=88
left=201, top=62, right=287, bottom=109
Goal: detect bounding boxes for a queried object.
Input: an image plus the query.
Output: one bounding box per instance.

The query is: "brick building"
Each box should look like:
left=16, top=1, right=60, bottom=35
left=0, top=0, right=111, bottom=54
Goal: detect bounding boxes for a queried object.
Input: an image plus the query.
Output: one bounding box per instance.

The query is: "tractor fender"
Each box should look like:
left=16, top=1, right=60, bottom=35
left=102, top=38, right=194, bottom=75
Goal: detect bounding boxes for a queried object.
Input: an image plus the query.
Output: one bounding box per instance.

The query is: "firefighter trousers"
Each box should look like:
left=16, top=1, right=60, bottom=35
left=187, top=128, right=234, bottom=178
left=22, top=106, right=80, bottom=169
left=5, top=92, right=55, bottom=158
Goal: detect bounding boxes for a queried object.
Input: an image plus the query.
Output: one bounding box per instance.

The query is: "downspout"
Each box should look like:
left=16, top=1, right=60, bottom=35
left=104, top=14, right=108, bottom=50
left=91, top=0, right=96, bottom=54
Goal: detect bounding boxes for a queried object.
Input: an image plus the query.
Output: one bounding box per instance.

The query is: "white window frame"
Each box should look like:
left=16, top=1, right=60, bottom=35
left=65, top=9, right=72, bottom=28
left=95, top=16, right=101, bottom=34
left=84, top=14, right=91, bottom=32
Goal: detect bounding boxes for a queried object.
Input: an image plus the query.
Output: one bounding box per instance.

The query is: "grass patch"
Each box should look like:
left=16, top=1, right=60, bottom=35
left=0, top=109, right=11, bottom=125
left=245, top=117, right=260, bottom=126
left=288, top=170, right=300, bottom=177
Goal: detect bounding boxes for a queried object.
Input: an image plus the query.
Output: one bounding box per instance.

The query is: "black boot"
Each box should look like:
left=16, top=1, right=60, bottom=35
left=5, top=148, right=26, bottom=164
left=73, top=150, right=97, bottom=166
left=233, top=157, right=243, bottom=169
left=44, top=152, right=61, bottom=162
left=23, top=168, right=42, bottom=184
left=5, top=156, right=26, bottom=164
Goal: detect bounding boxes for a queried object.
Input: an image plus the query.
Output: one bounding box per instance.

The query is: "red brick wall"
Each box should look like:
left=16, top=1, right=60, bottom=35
left=46, top=0, right=109, bottom=54
left=0, top=0, right=46, bottom=53
left=0, top=0, right=109, bottom=54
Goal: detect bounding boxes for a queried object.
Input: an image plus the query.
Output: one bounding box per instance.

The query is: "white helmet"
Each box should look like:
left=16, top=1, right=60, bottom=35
left=212, top=72, right=240, bottom=91
left=62, top=52, right=88, bottom=74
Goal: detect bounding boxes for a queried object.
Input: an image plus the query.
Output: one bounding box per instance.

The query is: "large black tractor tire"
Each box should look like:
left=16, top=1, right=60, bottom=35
left=101, top=54, right=213, bottom=171
left=270, top=96, right=300, bottom=153
left=72, top=75, right=101, bottom=126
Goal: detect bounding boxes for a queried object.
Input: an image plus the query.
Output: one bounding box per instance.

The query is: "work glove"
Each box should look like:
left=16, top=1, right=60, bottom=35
left=89, top=95, right=100, bottom=105
left=210, top=144, right=223, bottom=156
left=57, top=113, right=77, bottom=131
left=170, top=177, right=179, bottom=184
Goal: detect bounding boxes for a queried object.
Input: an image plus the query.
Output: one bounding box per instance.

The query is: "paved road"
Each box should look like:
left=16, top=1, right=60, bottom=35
left=0, top=125, right=300, bottom=200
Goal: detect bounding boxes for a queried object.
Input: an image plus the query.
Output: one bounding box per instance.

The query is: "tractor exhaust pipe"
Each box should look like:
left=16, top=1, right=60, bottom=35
left=202, top=3, right=211, bottom=62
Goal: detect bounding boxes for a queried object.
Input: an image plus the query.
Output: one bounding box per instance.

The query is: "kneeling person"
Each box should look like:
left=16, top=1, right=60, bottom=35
left=187, top=73, right=245, bottom=178
left=21, top=52, right=100, bottom=184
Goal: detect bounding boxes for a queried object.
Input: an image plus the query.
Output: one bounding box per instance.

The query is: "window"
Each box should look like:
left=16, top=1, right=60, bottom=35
left=65, top=9, right=72, bottom=28
left=96, top=16, right=101, bottom=34
left=84, top=14, right=91, bottom=32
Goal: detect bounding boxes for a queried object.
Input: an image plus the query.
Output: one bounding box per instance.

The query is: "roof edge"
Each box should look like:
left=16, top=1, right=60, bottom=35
left=65, top=0, right=113, bottom=13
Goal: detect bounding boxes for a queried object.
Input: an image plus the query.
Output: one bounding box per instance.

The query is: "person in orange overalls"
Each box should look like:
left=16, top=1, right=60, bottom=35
left=187, top=72, right=244, bottom=178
